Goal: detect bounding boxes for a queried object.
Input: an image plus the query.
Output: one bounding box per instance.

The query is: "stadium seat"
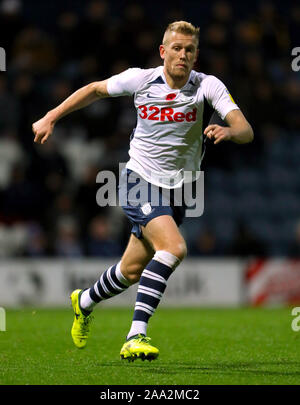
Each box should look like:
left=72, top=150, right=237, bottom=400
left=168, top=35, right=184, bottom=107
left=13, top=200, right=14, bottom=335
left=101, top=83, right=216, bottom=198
left=268, top=192, right=300, bottom=220
left=264, top=133, right=293, bottom=167
left=236, top=191, right=270, bottom=220
left=205, top=168, right=235, bottom=193
left=264, top=166, right=298, bottom=193
left=232, top=169, right=264, bottom=194
left=210, top=217, right=236, bottom=245
left=57, top=132, right=106, bottom=180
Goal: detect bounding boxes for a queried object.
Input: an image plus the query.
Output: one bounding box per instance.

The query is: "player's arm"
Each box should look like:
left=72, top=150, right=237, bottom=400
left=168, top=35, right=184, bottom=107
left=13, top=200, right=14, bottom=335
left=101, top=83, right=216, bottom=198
left=32, top=80, right=109, bottom=144
left=204, top=109, right=254, bottom=145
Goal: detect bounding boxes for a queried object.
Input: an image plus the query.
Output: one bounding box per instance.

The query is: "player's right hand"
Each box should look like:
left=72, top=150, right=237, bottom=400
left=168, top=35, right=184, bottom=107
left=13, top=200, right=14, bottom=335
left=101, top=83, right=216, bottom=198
left=32, top=115, right=55, bottom=144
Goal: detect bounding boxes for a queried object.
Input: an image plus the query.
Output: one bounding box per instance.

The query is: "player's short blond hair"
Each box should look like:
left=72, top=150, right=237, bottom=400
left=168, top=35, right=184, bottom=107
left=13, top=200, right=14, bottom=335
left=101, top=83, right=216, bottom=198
left=162, top=21, right=200, bottom=47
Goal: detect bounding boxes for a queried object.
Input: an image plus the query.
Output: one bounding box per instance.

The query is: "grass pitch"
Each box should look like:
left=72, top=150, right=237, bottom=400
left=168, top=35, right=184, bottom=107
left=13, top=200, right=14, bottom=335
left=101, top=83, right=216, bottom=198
left=0, top=307, right=300, bottom=385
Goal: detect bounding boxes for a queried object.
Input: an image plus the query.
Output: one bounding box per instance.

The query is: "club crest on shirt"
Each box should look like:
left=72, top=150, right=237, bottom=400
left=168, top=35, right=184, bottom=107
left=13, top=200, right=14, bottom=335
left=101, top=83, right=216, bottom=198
left=141, top=202, right=152, bottom=215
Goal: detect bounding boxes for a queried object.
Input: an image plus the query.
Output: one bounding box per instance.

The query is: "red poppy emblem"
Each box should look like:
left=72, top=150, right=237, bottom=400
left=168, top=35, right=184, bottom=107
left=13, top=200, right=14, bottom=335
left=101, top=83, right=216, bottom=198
left=166, top=93, right=177, bottom=101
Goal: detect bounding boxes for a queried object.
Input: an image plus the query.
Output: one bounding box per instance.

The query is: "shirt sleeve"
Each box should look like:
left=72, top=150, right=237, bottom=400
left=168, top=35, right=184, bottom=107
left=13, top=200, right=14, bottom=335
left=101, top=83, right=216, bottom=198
left=203, top=75, right=240, bottom=120
left=107, top=68, right=145, bottom=97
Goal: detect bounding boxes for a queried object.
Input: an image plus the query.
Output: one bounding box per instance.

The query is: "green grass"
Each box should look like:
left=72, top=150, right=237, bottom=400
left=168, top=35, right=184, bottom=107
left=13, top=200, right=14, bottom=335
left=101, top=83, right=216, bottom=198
left=0, top=307, right=300, bottom=385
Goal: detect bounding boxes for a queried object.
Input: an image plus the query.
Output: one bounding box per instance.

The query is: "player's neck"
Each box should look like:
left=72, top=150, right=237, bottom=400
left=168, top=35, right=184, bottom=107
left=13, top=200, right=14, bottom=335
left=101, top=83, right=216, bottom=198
left=163, top=67, right=190, bottom=89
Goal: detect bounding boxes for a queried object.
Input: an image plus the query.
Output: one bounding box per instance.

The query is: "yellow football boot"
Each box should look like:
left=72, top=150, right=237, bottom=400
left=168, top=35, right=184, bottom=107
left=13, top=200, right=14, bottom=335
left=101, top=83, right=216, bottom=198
left=70, top=289, right=93, bottom=349
left=120, top=334, right=159, bottom=362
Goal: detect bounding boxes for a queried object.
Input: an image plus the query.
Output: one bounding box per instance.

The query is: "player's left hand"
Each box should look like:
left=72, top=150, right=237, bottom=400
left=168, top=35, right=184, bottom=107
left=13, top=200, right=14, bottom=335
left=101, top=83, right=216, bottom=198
left=204, top=124, right=232, bottom=145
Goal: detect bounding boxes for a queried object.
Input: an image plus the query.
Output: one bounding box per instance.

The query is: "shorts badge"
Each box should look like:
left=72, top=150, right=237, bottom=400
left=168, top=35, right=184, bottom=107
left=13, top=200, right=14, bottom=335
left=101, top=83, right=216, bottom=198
left=141, top=202, right=152, bottom=216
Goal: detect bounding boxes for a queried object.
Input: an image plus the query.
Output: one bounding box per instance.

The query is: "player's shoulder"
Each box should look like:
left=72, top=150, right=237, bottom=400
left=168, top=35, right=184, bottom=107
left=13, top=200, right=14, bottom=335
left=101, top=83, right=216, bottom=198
left=192, top=71, right=227, bottom=98
left=108, top=66, right=164, bottom=96
left=125, top=66, right=163, bottom=89
left=126, top=66, right=163, bottom=81
left=130, top=66, right=165, bottom=93
left=192, top=70, right=222, bottom=87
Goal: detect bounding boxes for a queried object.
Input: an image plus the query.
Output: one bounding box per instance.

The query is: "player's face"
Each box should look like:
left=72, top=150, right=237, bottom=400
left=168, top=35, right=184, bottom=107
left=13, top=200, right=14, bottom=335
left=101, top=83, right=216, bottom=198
left=160, top=32, right=198, bottom=82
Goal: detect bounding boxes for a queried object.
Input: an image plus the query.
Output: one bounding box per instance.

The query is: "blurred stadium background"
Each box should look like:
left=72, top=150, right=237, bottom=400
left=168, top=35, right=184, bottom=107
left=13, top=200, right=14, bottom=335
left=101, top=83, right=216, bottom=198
left=0, top=0, right=300, bottom=309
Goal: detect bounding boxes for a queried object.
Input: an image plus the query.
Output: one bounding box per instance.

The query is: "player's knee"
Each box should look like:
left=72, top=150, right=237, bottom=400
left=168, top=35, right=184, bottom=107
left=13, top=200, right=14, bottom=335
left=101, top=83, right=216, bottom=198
left=161, top=241, right=187, bottom=263
left=173, top=241, right=187, bottom=262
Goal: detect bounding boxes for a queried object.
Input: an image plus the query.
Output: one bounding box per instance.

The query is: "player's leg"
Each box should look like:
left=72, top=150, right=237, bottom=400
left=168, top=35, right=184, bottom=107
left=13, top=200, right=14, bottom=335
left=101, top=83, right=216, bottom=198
left=127, top=215, right=186, bottom=338
left=71, top=234, right=154, bottom=349
left=121, top=215, right=186, bottom=361
left=142, top=215, right=187, bottom=259
left=119, top=233, right=155, bottom=283
left=118, top=168, right=187, bottom=360
left=80, top=233, right=154, bottom=310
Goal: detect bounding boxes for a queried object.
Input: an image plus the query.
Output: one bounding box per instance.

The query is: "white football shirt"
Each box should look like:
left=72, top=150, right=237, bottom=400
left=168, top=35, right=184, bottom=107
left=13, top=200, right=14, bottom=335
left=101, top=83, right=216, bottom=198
left=107, top=65, right=239, bottom=188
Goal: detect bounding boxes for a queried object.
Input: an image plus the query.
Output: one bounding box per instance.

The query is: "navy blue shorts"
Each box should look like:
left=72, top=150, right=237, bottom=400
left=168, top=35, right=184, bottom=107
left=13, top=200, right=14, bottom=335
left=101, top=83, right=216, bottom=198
left=118, top=168, right=188, bottom=239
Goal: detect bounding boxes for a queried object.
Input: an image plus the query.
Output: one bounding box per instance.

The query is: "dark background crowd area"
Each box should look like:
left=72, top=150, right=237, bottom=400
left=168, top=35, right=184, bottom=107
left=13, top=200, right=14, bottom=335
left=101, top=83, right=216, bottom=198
left=0, top=0, right=300, bottom=258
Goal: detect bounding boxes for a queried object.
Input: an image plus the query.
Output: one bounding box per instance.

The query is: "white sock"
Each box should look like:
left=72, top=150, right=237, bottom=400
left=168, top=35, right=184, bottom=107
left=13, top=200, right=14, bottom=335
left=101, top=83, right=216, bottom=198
left=80, top=289, right=97, bottom=312
left=127, top=321, right=148, bottom=340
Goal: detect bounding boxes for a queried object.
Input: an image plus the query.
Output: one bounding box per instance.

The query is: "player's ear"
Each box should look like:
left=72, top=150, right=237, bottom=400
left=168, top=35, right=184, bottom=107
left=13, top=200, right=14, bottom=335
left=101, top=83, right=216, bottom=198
left=159, top=44, right=165, bottom=60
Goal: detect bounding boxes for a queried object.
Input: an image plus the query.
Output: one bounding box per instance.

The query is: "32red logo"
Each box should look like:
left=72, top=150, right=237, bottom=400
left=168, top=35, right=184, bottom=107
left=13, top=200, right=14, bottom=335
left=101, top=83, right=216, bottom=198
left=138, top=106, right=197, bottom=122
